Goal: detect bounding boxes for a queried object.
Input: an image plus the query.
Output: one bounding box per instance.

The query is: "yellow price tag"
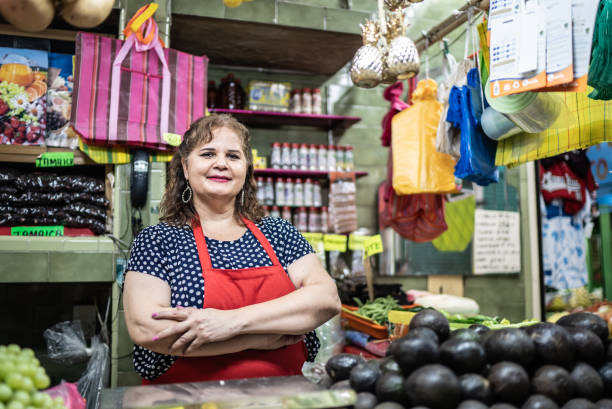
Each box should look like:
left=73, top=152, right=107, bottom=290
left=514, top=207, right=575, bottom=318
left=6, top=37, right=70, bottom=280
left=348, top=234, right=368, bottom=250
left=302, top=232, right=323, bottom=248
left=364, top=234, right=383, bottom=258
left=323, top=234, right=347, bottom=252
left=163, top=132, right=182, bottom=146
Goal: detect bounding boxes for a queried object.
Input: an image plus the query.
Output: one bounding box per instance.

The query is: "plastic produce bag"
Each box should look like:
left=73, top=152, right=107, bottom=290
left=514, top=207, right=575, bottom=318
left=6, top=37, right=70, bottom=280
left=43, top=321, right=90, bottom=365
left=77, top=336, right=109, bottom=409
left=449, top=68, right=499, bottom=186
left=44, top=382, right=86, bottom=409
left=392, top=79, right=457, bottom=195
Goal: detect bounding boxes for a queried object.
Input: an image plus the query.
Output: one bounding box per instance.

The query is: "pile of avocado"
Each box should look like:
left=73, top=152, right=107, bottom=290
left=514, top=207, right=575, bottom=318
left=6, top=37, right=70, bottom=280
left=324, top=309, right=612, bottom=409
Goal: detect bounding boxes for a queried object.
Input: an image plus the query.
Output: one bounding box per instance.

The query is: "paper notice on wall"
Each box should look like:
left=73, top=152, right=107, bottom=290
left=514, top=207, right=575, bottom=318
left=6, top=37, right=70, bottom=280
left=546, top=0, right=599, bottom=92
left=489, top=0, right=547, bottom=97
left=473, top=210, right=521, bottom=274
left=544, top=0, right=574, bottom=87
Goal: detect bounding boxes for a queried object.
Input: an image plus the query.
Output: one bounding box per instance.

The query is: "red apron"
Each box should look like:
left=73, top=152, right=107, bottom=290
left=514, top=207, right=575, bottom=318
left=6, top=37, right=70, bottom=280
left=143, top=217, right=308, bottom=384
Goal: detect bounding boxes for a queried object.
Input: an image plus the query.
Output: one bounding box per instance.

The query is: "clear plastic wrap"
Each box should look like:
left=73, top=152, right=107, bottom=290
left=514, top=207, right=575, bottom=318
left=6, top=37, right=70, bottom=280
left=43, top=321, right=90, bottom=365
left=313, top=315, right=344, bottom=365
left=78, top=336, right=110, bottom=409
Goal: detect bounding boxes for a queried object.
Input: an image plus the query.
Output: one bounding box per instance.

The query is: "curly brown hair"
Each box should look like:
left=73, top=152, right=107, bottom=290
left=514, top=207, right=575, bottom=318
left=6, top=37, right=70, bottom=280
left=160, top=114, right=265, bottom=226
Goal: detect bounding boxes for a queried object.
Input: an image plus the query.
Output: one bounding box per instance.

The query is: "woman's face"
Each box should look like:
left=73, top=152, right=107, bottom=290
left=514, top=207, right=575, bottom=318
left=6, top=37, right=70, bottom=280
left=182, top=126, right=247, bottom=205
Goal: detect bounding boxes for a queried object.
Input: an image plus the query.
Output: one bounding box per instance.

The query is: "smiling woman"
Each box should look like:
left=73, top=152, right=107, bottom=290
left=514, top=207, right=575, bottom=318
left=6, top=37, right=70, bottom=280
left=122, top=114, right=341, bottom=385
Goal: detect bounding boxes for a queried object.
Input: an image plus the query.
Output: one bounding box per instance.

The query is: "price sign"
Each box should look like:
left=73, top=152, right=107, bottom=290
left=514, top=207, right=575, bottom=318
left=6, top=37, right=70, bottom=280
left=163, top=132, right=182, bottom=146
left=364, top=234, right=383, bottom=258
left=36, top=152, right=74, bottom=167
left=348, top=234, right=368, bottom=250
left=302, top=232, right=323, bottom=248
left=11, top=226, right=64, bottom=236
left=323, top=234, right=347, bottom=252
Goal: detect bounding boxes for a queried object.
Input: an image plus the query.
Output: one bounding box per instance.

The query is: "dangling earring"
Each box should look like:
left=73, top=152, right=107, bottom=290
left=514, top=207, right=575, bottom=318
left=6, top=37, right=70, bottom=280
left=240, top=190, right=245, bottom=207
left=181, top=183, right=192, bottom=203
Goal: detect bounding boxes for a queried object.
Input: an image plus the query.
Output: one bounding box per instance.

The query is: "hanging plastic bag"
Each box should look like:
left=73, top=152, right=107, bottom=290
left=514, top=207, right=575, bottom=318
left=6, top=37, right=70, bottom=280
left=449, top=68, right=499, bottom=186
left=392, top=79, right=457, bottom=195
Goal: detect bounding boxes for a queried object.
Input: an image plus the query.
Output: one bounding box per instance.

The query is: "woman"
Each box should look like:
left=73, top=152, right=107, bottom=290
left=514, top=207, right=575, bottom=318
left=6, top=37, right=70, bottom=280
left=123, top=114, right=341, bottom=384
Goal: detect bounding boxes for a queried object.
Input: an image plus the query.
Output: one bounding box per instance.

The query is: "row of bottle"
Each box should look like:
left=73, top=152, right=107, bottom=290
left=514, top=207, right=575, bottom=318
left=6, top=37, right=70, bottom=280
left=270, top=142, right=354, bottom=172
left=207, top=73, right=246, bottom=110
left=289, top=88, right=322, bottom=115
left=256, top=177, right=323, bottom=207
left=264, top=205, right=330, bottom=233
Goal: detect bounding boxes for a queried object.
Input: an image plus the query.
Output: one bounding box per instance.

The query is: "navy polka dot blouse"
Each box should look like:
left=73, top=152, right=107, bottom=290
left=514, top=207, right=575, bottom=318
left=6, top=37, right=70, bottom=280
left=127, top=216, right=320, bottom=380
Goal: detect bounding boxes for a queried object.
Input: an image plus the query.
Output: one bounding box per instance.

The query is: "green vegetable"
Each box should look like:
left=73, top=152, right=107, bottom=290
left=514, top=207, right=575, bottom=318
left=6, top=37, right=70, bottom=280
left=354, top=296, right=402, bottom=326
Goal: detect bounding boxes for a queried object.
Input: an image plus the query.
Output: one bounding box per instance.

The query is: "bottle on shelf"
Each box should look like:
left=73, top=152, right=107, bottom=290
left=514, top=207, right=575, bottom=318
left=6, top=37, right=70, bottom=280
left=207, top=80, right=217, bottom=109
left=292, top=209, right=300, bottom=228
left=270, top=205, right=281, bottom=218
left=344, top=145, right=354, bottom=171
left=308, top=206, right=320, bottom=232
left=320, top=206, right=329, bottom=233
left=285, top=178, right=294, bottom=206
left=317, top=144, right=327, bottom=171
left=235, top=78, right=246, bottom=110
left=270, top=142, right=282, bottom=169
left=294, top=178, right=304, bottom=207
left=256, top=177, right=265, bottom=203
left=313, top=180, right=322, bottom=207
left=299, top=143, right=309, bottom=170
left=282, top=206, right=292, bottom=222
left=336, top=145, right=345, bottom=171
left=327, top=145, right=337, bottom=172
left=312, top=88, right=322, bottom=115
left=263, top=205, right=270, bottom=216
left=281, top=142, right=292, bottom=170
left=264, top=176, right=275, bottom=205
left=275, top=178, right=285, bottom=206
left=290, top=143, right=300, bottom=170
left=297, top=206, right=308, bottom=231
left=217, top=76, right=228, bottom=108
left=304, top=178, right=313, bottom=206
left=226, top=73, right=239, bottom=110
left=308, top=144, right=318, bottom=171
left=290, top=89, right=301, bottom=114
left=301, top=88, right=312, bottom=114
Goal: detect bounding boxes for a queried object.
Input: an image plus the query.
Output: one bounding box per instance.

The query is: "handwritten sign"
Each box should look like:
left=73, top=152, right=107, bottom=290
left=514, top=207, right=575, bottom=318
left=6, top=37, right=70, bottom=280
left=162, top=132, right=182, bottom=146
left=323, top=234, right=347, bottom=252
left=36, top=152, right=74, bottom=167
left=11, top=226, right=64, bottom=236
left=473, top=210, right=520, bottom=274
left=348, top=233, right=367, bottom=250
left=364, top=234, right=384, bottom=258
left=302, top=232, right=323, bottom=248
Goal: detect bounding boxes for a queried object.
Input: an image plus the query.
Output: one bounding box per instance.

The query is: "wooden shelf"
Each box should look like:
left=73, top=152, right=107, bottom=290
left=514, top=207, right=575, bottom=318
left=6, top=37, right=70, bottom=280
left=0, top=145, right=96, bottom=165
left=210, top=108, right=361, bottom=136
left=254, top=168, right=368, bottom=179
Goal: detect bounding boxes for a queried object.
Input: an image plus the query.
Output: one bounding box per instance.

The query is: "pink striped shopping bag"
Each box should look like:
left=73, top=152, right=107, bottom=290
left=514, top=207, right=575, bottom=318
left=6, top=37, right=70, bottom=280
left=71, top=28, right=207, bottom=151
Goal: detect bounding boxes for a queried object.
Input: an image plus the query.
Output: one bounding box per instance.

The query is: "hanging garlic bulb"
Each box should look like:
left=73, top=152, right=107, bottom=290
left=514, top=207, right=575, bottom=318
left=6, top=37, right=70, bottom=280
left=350, top=19, right=384, bottom=88
left=384, top=0, right=413, bottom=10
left=383, top=9, right=420, bottom=80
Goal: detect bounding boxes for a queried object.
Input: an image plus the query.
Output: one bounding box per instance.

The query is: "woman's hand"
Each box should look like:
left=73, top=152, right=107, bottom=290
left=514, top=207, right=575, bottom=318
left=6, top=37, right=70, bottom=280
left=256, top=334, right=305, bottom=350
left=152, top=307, right=241, bottom=355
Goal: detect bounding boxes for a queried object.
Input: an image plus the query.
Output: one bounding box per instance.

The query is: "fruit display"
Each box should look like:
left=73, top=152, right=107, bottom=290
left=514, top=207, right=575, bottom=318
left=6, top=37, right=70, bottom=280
left=324, top=310, right=612, bottom=409
left=45, top=53, right=77, bottom=149
left=0, top=344, right=66, bottom=409
left=0, top=48, right=47, bottom=145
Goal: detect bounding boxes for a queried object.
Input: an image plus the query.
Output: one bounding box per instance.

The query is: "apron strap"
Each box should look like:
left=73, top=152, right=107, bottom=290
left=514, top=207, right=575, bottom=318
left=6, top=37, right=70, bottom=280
left=241, top=217, right=282, bottom=267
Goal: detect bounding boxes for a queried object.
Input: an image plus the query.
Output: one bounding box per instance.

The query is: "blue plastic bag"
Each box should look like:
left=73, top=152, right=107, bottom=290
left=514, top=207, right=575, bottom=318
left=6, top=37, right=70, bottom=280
left=447, top=68, right=499, bottom=186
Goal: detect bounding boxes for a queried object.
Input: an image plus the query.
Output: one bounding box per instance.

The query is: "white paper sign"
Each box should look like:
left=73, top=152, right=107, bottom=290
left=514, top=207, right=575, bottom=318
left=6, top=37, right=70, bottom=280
left=473, top=210, right=521, bottom=274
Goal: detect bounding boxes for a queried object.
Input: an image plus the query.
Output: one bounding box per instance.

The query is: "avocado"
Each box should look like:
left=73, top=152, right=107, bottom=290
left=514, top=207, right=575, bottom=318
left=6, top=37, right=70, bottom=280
left=354, top=392, right=378, bottom=409
left=487, top=361, right=530, bottom=405
left=597, top=398, right=612, bottom=409
left=490, top=404, right=519, bottom=409
left=456, top=400, right=487, bottom=409
left=350, top=361, right=382, bottom=393
left=458, top=373, right=491, bottom=403
left=404, top=364, right=461, bottom=409
left=373, top=402, right=405, bottom=409
left=375, top=371, right=405, bottom=403
left=525, top=323, right=575, bottom=368
left=531, top=365, right=574, bottom=405
left=606, top=342, right=612, bottom=362
left=557, top=312, right=609, bottom=345
left=329, top=379, right=351, bottom=390
left=565, top=327, right=605, bottom=366
left=599, top=362, right=612, bottom=397
left=483, top=328, right=535, bottom=368
left=325, top=353, right=366, bottom=382
left=521, top=394, right=560, bottom=409
left=570, top=362, right=603, bottom=402
left=391, top=335, right=439, bottom=374
left=406, top=326, right=441, bottom=345
left=379, top=357, right=402, bottom=374
left=440, top=339, right=486, bottom=375
left=450, top=328, right=483, bottom=343
left=561, top=398, right=597, bottom=409
left=408, top=309, right=450, bottom=342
